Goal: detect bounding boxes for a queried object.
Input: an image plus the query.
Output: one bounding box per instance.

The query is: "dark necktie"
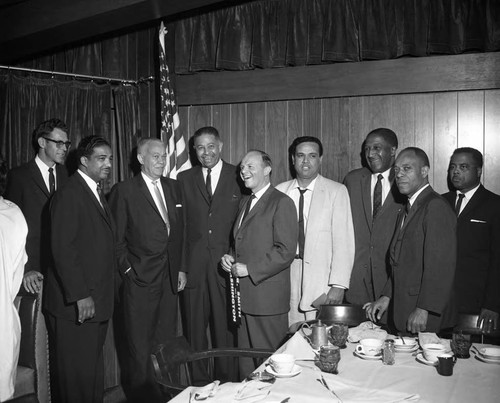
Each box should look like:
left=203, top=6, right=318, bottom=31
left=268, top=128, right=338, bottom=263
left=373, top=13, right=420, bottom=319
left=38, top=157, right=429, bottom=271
left=455, top=193, right=465, bottom=216
left=298, top=188, right=307, bottom=259
left=373, top=174, right=383, bottom=220
left=401, top=201, right=410, bottom=227
left=240, top=194, right=255, bottom=225
left=206, top=168, right=212, bottom=199
left=48, top=167, right=55, bottom=195
left=96, top=182, right=109, bottom=214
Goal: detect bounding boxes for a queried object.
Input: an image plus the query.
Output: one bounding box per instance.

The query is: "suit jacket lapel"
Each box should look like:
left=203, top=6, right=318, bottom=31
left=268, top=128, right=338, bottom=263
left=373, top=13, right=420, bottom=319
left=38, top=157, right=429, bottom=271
left=194, top=166, right=211, bottom=206
left=361, top=171, right=373, bottom=229
left=76, top=174, right=112, bottom=228
left=459, top=185, right=485, bottom=219
left=137, top=175, right=165, bottom=222
left=28, top=159, right=50, bottom=198
left=305, top=175, right=325, bottom=249
left=212, top=162, right=231, bottom=202
left=234, top=186, right=272, bottom=236
left=161, top=178, right=177, bottom=227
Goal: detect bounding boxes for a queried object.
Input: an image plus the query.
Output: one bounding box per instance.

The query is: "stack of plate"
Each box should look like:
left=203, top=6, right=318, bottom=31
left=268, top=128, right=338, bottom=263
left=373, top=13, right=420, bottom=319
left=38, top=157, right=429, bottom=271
left=393, top=337, right=418, bottom=353
left=476, top=347, right=500, bottom=364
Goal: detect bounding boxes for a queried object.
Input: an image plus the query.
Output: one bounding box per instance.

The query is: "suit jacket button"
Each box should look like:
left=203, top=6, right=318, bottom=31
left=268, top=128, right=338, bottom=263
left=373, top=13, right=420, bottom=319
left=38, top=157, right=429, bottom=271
left=208, top=230, right=212, bottom=234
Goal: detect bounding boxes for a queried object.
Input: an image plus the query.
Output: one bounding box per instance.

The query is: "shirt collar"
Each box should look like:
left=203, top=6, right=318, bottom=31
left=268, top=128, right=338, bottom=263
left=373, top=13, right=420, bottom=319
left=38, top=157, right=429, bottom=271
left=253, top=183, right=271, bottom=200
left=77, top=169, right=99, bottom=191
left=294, top=176, right=318, bottom=192
left=35, top=154, right=56, bottom=171
left=408, top=183, right=430, bottom=206
left=202, top=158, right=223, bottom=175
left=372, top=167, right=391, bottom=181
left=457, top=183, right=480, bottom=199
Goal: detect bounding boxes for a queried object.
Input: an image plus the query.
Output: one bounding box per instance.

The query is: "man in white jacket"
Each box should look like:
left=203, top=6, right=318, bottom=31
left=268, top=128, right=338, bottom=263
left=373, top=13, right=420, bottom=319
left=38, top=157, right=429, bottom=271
left=277, top=137, right=355, bottom=326
left=0, top=158, right=28, bottom=401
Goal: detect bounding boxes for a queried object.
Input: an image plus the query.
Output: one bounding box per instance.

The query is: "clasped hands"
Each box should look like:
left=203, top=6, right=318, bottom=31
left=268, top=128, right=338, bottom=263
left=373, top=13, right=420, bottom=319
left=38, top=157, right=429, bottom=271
left=221, top=254, right=248, bottom=278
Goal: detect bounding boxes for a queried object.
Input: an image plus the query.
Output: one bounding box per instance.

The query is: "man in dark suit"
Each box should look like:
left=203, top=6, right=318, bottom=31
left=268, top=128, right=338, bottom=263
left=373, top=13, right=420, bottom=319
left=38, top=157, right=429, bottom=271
left=46, top=136, right=115, bottom=403
left=5, top=118, right=69, bottom=293
left=366, top=147, right=456, bottom=334
left=443, top=147, right=500, bottom=332
left=108, top=137, right=185, bottom=401
left=344, top=128, right=405, bottom=311
left=177, top=127, right=242, bottom=379
left=221, top=150, right=297, bottom=376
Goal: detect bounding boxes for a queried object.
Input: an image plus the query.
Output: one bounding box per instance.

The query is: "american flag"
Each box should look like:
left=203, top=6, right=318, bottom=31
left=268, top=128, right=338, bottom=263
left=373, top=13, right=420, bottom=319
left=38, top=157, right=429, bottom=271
left=159, top=21, right=191, bottom=178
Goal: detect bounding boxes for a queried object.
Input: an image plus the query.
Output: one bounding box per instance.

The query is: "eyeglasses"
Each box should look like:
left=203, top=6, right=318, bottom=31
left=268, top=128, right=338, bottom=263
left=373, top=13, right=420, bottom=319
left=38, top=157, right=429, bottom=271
left=43, top=137, right=71, bottom=148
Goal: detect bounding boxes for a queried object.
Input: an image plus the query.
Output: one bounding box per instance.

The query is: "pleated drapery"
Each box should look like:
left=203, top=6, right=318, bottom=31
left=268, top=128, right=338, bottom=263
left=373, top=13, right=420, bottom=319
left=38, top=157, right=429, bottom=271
left=172, top=0, right=500, bottom=73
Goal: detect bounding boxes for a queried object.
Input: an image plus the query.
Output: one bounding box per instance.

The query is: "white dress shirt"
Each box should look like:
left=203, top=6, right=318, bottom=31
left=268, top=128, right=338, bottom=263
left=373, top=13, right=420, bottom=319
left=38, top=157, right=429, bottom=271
left=455, top=183, right=480, bottom=215
left=370, top=167, right=391, bottom=211
left=202, top=159, right=223, bottom=195
left=35, top=155, right=57, bottom=192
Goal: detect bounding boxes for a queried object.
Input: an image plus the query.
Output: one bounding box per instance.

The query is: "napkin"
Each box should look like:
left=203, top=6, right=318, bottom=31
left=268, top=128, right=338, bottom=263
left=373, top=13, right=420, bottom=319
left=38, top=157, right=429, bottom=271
left=418, top=332, right=452, bottom=352
left=348, top=321, right=388, bottom=343
left=322, top=376, right=420, bottom=402
left=281, top=332, right=316, bottom=359
left=234, top=380, right=272, bottom=401
left=189, top=380, right=220, bottom=402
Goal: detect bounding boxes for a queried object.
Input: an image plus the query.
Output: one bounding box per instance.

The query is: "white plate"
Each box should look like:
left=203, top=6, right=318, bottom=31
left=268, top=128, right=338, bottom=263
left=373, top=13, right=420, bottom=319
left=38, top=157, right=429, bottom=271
left=415, top=353, right=437, bottom=366
left=265, top=364, right=302, bottom=378
left=354, top=350, right=382, bottom=360
left=395, top=345, right=419, bottom=353
left=475, top=354, right=500, bottom=365
left=478, top=347, right=500, bottom=360
left=393, top=338, right=418, bottom=349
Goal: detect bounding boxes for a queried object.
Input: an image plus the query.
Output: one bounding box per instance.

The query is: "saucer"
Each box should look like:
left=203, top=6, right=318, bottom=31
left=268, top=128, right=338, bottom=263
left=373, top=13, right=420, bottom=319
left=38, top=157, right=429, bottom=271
left=395, top=344, right=419, bottom=353
left=416, top=353, right=437, bottom=366
left=354, top=350, right=382, bottom=360
left=478, top=347, right=500, bottom=360
left=265, top=364, right=302, bottom=378
left=475, top=354, right=500, bottom=365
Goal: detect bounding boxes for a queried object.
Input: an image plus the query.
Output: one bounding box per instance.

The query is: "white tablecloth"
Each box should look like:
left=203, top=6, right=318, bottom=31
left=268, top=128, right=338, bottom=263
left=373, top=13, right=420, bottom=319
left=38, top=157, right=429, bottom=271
left=168, top=333, right=500, bottom=403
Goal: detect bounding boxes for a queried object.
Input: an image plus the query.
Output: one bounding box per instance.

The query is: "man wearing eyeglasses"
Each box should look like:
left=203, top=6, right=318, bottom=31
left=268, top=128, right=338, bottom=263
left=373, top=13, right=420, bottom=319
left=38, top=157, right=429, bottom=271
left=5, top=118, right=70, bottom=294
left=443, top=148, right=500, bottom=333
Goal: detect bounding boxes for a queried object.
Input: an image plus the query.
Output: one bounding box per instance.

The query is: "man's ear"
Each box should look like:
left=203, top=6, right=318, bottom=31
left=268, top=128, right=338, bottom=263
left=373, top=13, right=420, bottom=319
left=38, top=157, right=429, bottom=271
left=38, top=137, right=46, bottom=149
left=421, top=166, right=430, bottom=178
left=137, top=153, right=144, bottom=165
left=264, top=165, right=272, bottom=177
left=80, top=156, right=88, bottom=168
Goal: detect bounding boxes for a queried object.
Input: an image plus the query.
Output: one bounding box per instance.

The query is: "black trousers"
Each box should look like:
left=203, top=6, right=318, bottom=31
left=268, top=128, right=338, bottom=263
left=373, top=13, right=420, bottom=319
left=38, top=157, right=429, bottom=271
left=122, top=271, right=177, bottom=401
left=47, top=314, right=108, bottom=403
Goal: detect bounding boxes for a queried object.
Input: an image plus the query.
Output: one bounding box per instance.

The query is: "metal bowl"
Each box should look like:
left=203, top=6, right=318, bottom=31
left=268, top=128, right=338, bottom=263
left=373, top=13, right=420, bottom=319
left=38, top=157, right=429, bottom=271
left=317, top=304, right=366, bottom=327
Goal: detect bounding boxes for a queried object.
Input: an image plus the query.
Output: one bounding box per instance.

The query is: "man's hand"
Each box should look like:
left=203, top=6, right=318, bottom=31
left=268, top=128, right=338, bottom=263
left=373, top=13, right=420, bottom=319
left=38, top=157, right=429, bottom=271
left=178, top=271, right=187, bottom=292
left=221, top=254, right=235, bottom=272
left=406, top=307, right=428, bottom=334
left=76, top=296, right=95, bottom=323
left=231, top=262, right=249, bottom=278
left=325, top=287, right=345, bottom=305
left=478, top=308, right=499, bottom=332
left=23, top=270, right=44, bottom=294
left=363, top=296, right=390, bottom=323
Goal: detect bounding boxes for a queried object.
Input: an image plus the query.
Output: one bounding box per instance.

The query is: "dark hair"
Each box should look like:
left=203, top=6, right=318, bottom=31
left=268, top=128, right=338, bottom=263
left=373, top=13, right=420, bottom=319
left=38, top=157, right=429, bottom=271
left=289, top=136, right=323, bottom=157
left=32, top=118, right=68, bottom=151
left=0, top=157, right=7, bottom=195
left=76, top=136, right=111, bottom=162
left=366, top=128, right=398, bottom=148
left=452, top=147, right=483, bottom=168
left=399, top=147, right=430, bottom=167
left=193, top=126, right=220, bottom=141
left=248, top=149, right=272, bottom=169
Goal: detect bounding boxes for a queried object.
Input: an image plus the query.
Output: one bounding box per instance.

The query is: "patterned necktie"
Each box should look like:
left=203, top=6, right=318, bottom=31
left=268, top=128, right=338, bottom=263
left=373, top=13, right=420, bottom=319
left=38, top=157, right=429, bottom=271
left=373, top=174, right=383, bottom=220
left=455, top=193, right=465, bottom=216
left=48, top=167, right=55, bottom=195
left=298, top=188, right=307, bottom=259
left=401, top=200, right=410, bottom=227
left=96, top=182, right=108, bottom=212
left=206, top=168, right=212, bottom=200
left=153, top=180, right=170, bottom=233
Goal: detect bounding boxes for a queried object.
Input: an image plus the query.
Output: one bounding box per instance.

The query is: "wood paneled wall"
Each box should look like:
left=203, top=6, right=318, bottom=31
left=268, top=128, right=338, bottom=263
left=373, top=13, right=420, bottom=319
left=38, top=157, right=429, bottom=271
left=179, top=89, right=500, bottom=194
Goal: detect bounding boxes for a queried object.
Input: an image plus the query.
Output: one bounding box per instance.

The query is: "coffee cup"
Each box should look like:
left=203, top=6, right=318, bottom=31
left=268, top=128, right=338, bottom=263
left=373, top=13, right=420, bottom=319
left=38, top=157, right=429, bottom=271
left=437, top=353, right=456, bottom=376
left=269, top=353, right=295, bottom=374
left=422, top=343, right=447, bottom=363
left=355, top=338, right=383, bottom=356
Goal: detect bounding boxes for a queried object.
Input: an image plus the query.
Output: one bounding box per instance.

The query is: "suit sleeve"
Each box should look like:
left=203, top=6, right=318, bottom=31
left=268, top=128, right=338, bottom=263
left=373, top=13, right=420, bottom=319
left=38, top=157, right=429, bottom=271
left=484, top=204, right=500, bottom=312
left=50, top=189, right=90, bottom=303
left=108, top=184, right=131, bottom=275
left=417, top=198, right=457, bottom=314
left=248, top=196, right=298, bottom=284
left=328, top=185, right=355, bottom=288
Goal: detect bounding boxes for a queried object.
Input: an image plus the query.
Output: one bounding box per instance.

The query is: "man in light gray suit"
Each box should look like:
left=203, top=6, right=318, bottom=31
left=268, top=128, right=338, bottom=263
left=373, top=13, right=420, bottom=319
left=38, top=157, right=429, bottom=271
left=277, top=136, right=355, bottom=326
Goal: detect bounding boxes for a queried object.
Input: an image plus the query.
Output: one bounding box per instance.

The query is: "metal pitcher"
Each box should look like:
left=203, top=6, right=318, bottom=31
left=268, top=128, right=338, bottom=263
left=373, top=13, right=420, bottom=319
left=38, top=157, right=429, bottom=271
left=301, top=319, right=329, bottom=349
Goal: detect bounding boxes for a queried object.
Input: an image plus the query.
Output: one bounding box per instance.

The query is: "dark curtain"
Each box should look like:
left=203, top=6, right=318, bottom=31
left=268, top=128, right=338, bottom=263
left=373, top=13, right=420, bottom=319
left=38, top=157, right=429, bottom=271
left=0, top=72, right=141, bottom=189
left=173, top=0, right=500, bottom=73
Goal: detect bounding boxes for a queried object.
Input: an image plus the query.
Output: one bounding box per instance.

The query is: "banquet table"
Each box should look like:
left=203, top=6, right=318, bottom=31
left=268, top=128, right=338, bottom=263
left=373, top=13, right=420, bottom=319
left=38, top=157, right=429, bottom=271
left=168, top=332, right=500, bottom=403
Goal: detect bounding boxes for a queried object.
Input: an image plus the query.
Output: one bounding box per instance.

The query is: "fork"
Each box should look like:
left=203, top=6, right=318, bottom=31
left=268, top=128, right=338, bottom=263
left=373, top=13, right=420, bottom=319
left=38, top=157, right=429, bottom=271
left=319, top=374, right=343, bottom=402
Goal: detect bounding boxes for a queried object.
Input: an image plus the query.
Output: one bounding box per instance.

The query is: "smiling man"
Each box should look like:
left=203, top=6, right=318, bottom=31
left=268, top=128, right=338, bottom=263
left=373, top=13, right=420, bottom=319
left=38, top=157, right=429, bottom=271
left=443, top=147, right=500, bottom=332
left=277, top=136, right=354, bottom=326
left=109, top=138, right=185, bottom=401
left=366, top=147, right=457, bottom=334
left=46, top=135, right=115, bottom=403
left=177, top=126, right=242, bottom=381
left=5, top=118, right=69, bottom=294
left=221, top=150, right=297, bottom=377
left=344, top=128, right=405, bottom=313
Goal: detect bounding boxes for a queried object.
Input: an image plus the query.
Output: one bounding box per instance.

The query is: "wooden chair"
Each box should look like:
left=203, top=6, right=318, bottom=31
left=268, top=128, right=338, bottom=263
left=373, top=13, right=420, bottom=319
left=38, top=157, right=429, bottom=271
left=453, top=313, right=500, bottom=345
left=151, top=336, right=273, bottom=400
